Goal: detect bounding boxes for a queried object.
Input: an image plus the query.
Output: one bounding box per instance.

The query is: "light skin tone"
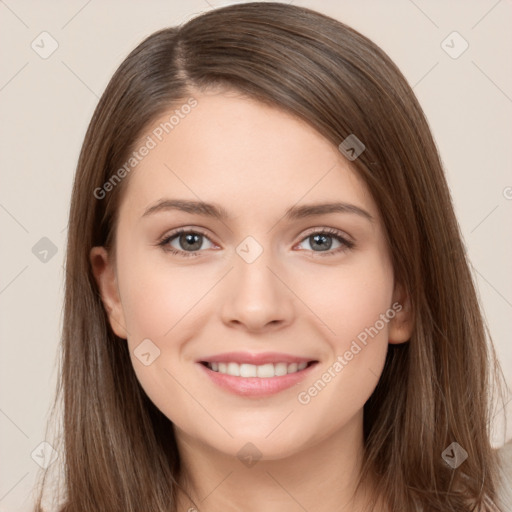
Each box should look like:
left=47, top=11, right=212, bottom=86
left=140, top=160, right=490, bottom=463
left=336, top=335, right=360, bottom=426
left=91, top=88, right=414, bottom=512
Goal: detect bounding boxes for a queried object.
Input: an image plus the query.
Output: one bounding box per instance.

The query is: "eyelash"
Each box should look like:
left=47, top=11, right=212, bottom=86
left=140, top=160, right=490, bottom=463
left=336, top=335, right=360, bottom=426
left=157, top=227, right=355, bottom=258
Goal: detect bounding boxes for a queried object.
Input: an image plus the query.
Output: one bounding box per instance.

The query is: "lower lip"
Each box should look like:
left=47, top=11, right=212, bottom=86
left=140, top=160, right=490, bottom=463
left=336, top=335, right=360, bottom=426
left=196, top=362, right=318, bottom=397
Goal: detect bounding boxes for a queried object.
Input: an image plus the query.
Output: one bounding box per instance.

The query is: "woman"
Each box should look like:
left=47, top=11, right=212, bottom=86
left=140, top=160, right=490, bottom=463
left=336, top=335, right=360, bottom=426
left=33, top=3, right=509, bottom=511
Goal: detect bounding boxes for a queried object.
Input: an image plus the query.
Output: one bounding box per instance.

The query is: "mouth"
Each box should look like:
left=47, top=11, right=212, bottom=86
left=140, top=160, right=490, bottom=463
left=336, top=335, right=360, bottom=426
left=200, top=360, right=317, bottom=378
left=196, top=352, right=319, bottom=397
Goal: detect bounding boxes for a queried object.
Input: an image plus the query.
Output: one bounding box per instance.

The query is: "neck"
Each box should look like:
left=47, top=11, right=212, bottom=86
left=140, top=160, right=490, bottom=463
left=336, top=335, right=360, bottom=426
left=174, top=411, right=385, bottom=512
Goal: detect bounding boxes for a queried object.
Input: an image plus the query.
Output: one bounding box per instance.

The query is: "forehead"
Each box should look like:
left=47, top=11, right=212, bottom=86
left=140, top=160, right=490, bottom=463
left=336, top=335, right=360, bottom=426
left=118, top=90, right=376, bottom=222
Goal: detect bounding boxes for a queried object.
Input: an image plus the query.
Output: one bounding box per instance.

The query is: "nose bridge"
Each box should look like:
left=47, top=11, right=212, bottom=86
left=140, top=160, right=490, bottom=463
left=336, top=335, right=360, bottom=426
left=233, top=234, right=282, bottom=302
left=219, top=234, right=294, bottom=330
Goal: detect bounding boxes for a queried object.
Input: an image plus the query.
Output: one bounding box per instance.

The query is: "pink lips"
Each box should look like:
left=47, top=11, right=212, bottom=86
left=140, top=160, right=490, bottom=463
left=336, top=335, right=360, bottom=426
left=196, top=351, right=318, bottom=397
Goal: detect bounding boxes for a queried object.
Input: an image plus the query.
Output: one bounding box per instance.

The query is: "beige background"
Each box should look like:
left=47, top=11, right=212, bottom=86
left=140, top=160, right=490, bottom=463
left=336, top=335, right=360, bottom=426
left=1, top=1, right=511, bottom=510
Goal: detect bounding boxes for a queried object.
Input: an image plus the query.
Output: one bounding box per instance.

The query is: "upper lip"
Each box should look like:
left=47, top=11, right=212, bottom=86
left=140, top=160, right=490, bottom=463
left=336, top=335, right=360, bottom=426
left=198, top=351, right=317, bottom=365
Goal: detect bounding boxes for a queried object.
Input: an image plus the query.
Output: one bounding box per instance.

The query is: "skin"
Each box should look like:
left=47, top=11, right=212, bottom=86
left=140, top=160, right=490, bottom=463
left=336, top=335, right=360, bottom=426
left=91, top=88, right=414, bottom=512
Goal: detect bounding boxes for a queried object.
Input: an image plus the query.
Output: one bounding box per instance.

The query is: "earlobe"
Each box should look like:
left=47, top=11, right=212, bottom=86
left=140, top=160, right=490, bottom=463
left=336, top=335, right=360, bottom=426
left=388, top=282, right=414, bottom=344
left=89, top=246, right=128, bottom=339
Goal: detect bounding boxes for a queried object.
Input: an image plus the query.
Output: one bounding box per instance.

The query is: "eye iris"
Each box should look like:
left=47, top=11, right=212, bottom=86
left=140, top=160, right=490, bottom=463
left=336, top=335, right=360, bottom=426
left=180, top=233, right=202, bottom=251
left=311, top=233, right=332, bottom=251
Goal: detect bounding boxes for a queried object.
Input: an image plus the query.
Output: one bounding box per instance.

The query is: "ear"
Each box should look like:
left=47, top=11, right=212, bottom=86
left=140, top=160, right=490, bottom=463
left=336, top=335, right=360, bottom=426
left=89, top=246, right=128, bottom=339
left=388, top=281, right=414, bottom=344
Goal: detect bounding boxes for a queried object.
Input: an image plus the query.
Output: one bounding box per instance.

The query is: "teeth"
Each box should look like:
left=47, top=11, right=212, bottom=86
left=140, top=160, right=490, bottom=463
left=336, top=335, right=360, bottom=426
left=274, top=362, right=288, bottom=376
left=227, top=362, right=240, bottom=376
left=240, top=364, right=257, bottom=377
left=206, top=361, right=310, bottom=377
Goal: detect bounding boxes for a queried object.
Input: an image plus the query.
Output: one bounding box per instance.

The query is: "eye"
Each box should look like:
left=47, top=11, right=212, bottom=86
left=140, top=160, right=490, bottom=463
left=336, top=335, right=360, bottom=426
left=295, top=228, right=354, bottom=256
left=158, top=228, right=216, bottom=257
left=157, top=227, right=354, bottom=258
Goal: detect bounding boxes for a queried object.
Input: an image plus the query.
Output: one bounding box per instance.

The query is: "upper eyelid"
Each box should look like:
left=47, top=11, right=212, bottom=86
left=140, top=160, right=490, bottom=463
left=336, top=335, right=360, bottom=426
left=299, top=226, right=352, bottom=241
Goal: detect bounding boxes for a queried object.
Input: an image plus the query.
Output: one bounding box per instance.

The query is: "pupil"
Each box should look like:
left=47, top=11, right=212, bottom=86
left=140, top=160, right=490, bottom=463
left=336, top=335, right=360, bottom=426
left=312, top=234, right=331, bottom=251
left=181, top=233, right=201, bottom=250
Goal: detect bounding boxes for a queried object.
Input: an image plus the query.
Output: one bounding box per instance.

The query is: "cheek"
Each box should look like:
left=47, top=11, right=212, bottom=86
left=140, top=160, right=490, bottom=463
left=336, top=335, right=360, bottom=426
left=296, top=255, right=394, bottom=352
left=118, top=252, right=212, bottom=344
left=292, top=255, right=394, bottom=410
left=116, top=257, right=211, bottom=423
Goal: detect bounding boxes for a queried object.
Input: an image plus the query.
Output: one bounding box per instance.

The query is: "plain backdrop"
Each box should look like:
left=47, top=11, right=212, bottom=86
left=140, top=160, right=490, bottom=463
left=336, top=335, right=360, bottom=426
left=1, top=1, right=511, bottom=510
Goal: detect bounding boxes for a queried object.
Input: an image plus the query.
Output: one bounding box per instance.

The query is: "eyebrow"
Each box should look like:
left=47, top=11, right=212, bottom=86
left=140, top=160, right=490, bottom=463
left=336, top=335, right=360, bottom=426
left=141, top=199, right=373, bottom=223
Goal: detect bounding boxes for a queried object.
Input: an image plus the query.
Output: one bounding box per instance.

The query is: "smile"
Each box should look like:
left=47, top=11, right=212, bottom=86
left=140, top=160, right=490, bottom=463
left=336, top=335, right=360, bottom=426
left=202, top=361, right=312, bottom=377
left=196, top=352, right=319, bottom=397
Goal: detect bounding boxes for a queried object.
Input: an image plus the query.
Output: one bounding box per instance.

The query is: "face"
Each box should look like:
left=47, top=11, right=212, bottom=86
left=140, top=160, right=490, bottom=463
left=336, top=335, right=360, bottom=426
left=91, top=88, right=412, bottom=461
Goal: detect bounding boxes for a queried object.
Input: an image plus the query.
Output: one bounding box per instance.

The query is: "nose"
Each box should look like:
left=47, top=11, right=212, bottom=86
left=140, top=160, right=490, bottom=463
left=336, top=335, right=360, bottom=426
left=219, top=247, right=295, bottom=333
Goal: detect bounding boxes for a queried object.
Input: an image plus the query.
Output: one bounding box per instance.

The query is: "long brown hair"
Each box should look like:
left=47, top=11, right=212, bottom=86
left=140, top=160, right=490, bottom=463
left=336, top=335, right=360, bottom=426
left=33, top=3, right=507, bottom=511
